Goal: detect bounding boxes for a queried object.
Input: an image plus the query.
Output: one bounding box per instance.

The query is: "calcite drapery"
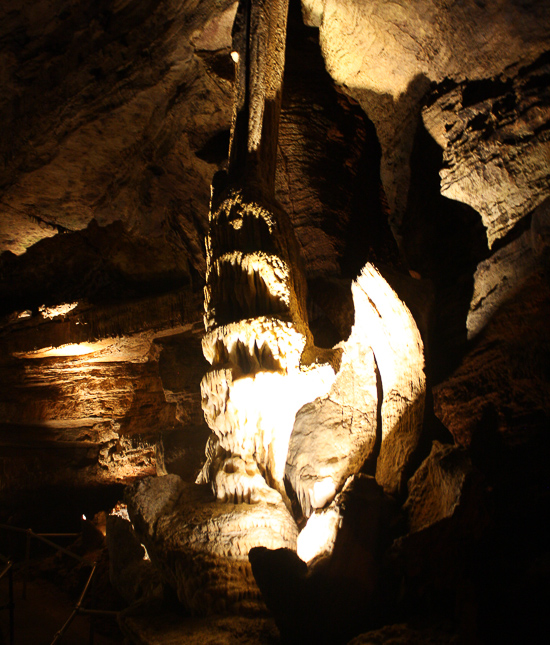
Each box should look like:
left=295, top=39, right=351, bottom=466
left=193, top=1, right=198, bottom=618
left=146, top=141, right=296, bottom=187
left=199, top=189, right=338, bottom=503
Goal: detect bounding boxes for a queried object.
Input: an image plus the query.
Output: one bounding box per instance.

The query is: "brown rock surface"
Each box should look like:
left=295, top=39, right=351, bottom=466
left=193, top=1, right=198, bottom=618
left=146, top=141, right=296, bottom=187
left=433, top=269, right=550, bottom=449
left=307, top=0, right=550, bottom=231
left=126, top=473, right=298, bottom=615
left=404, top=441, right=472, bottom=534
left=119, top=600, right=279, bottom=645
left=423, top=53, right=550, bottom=247
left=348, top=623, right=458, bottom=645
left=0, top=0, right=235, bottom=266
left=0, top=1, right=549, bottom=642
left=0, top=298, right=210, bottom=495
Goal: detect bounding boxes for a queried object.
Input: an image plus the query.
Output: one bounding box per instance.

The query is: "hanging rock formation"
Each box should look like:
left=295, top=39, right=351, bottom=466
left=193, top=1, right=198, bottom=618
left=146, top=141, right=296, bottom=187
left=422, top=53, right=550, bottom=248
left=286, top=263, right=426, bottom=519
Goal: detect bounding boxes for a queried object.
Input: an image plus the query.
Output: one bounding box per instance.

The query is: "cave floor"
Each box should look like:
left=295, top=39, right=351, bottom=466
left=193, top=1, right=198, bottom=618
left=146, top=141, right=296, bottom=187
left=0, top=575, right=124, bottom=645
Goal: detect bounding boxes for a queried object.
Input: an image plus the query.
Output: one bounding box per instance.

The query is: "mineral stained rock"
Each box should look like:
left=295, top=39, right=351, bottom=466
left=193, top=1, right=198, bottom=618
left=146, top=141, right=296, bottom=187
left=250, top=476, right=392, bottom=644
left=199, top=0, right=341, bottom=505
left=119, top=600, right=280, bottom=645
left=355, top=265, right=426, bottom=496
left=403, top=441, right=472, bottom=534
left=467, top=225, right=538, bottom=340
left=285, top=326, right=379, bottom=517
left=126, top=473, right=298, bottom=615
left=106, top=505, right=164, bottom=605
left=434, top=270, right=550, bottom=450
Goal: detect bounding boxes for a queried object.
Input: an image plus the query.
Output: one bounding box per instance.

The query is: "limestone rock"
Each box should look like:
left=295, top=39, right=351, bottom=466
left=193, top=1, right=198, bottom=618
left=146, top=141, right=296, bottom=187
left=0, top=302, right=218, bottom=495
left=467, top=226, right=538, bottom=340
left=531, top=196, right=550, bottom=260
left=296, top=500, right=342, bottom=564
left=286, top=342, right=378, bottom=517
left=250, top=476, right=391, bottom=644
left=106, top=505, right=164, bottom=605
left=200, top=326, right=335, bottom=500
left=0, top=0, right=236, bottom=261
left=434, top=270, right=550, bottom=449
left=308, top=0, right=550, bottom=231
left=286, top=262, right=425, bottom=514
left=126, top=474, right=298, bottom=615
left=199, top=12, right=342, bottom=501
left=348, top=623, right=459, bottom=645
left=353, top=265, right=425, bottom=496
left=423, top=53, right=550, bottom=247
left=119, top=599, right=279, bottom=645
left=404, top=441, right=472, bottom=534
left=277, top=3, right=401, bottom=280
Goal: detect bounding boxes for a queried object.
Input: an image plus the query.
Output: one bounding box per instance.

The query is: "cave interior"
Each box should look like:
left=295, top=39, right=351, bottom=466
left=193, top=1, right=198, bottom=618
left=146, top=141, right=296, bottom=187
left=1, top=0, right=549, bottom=643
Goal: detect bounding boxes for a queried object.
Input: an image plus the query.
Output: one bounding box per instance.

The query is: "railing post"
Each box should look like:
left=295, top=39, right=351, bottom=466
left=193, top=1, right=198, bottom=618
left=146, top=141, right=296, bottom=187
left=23, top=529, right=31, bottom=600
left=8, top=563, right=14, bottom=645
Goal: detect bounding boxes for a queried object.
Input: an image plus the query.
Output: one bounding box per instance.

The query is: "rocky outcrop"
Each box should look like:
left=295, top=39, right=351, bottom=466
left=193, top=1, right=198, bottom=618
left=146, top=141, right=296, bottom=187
left=423, top=53, right=550, bottom=247
left=119, top=600, right=279, bottom=645
left=403, top=441, right=472, bottom=534
left=434, top=269, right=550, bottom=449
left=0, top=293, right=211, bottom=496
left=125, top=473, right=298, bottom=615
left=303, top=0, right=550, bottom=233
left=348, top=623, right=459, bottom=645
left=466, top=222, right=540, bottom=340
left=0, top=342, right=163, bottom=494
left=286, top=343, right=378, bottom=517
left=286, top=263, right=426, bottom=512
left=250, top=475, right=393, bottom=644
left=106, top=504, right=164, bottom=605
left=0, top=0, right=236, bottom=265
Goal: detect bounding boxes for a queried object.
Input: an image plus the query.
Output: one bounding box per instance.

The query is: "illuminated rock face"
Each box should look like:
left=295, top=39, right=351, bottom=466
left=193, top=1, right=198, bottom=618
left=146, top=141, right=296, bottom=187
left=195, top=0, right=427, bottom=604
left=286, top=263, right=426, bottom=521
left=198, top=0, right=341, bottom=505
left=125, top=474, right=298, bottom=614
left=422, top=54, right=550, bottom=248
left=199, top=188, right=337, bottom=503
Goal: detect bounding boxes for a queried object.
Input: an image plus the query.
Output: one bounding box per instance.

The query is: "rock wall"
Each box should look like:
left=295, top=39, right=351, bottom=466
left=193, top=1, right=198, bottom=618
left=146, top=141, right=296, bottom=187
left=0, top=1, right=548, bottom=642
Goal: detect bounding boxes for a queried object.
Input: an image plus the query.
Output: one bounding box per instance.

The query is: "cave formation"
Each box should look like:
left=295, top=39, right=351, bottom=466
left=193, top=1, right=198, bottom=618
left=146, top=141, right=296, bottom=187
left=1, top=1, right=550, bottom=644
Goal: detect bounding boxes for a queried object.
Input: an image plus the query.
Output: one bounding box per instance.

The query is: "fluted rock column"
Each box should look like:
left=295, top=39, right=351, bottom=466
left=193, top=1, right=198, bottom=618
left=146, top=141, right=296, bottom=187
left=199, top=0, right=338, bottom=504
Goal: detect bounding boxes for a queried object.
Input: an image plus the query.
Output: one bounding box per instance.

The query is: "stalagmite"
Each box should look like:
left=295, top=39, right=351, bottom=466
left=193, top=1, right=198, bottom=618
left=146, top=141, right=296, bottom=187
left=126, top=0, right=426, bottom=616
left=199, top=0, right=339, bottom=504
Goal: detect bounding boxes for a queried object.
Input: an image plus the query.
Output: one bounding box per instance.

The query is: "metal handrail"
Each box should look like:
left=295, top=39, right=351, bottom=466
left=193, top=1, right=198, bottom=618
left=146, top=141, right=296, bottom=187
left=51, top=562, right=97, bottom=645
left=0, top=522, right=119, bottom=644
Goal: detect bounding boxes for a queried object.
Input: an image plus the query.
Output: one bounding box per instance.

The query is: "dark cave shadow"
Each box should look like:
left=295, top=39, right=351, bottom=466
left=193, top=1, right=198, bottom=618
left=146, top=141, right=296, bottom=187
left=400, top=119, right=490, bottom=384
